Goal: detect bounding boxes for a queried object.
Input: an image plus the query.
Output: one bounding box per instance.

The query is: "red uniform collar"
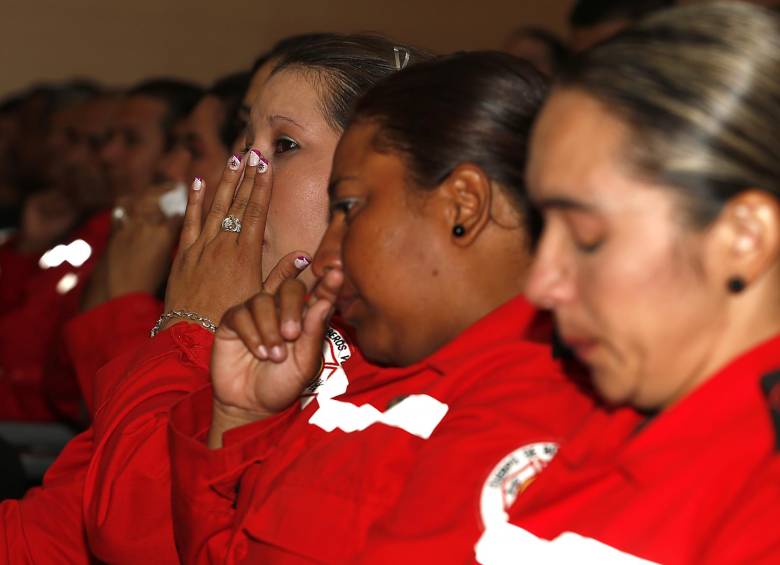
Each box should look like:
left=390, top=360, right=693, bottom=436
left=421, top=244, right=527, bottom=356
left=559, top=333, right=780, bottom=484
left=412, top=293, right=542, bottom=376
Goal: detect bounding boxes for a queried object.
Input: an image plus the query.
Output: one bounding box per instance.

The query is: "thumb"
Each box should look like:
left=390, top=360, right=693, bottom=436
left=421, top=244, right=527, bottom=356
left=263, top=250, right=312, bottom=294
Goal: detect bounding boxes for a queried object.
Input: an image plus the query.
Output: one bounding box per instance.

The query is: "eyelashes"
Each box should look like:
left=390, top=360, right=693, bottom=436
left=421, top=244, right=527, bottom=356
left=329, top=197, right=361, bottom=220
left=275, top=136, right=299, bottom=154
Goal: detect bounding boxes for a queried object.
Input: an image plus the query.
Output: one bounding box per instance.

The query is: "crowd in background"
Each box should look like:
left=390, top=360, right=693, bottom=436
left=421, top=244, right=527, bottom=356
left=0, top=0, right=778, bottom=563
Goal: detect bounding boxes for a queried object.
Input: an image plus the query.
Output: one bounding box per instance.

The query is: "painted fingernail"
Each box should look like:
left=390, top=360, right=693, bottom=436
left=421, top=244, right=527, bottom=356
left=270, top=345, right=285, bottom=361
left=257, top=345, right=269, bottom=359
left=192, top=177, right=203, bottom=191
left=228, top=154, right=241, bottom=171
left=248, top=149, right=261, bottom=167
left=257, top=155, right=269, bottom=174
left=294, top=256, right=311, bottom=270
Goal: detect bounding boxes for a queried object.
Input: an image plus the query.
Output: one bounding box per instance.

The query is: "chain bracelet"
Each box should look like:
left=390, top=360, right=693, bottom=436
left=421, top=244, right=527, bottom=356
left=150, top=310, right=218, bottom=337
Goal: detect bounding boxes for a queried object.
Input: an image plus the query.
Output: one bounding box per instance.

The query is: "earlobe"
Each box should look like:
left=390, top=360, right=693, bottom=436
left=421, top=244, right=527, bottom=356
left=719, top=191, right=780, bottom=292
left=440, top=163, right=492, bottom=246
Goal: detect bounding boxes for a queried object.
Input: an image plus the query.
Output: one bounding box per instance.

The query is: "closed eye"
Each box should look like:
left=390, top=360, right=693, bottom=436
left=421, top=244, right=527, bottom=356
left=329, top=197, right=361, bottom=220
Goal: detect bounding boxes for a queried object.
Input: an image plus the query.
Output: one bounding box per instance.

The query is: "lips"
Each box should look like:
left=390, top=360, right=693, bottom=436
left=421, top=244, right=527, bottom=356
left=559, top=331, right=600, bottom=360
left=335, top=292, right=358, bottom=319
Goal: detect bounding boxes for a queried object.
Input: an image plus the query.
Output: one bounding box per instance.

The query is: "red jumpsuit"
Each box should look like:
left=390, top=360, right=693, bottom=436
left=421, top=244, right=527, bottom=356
left=0, top=211, right=111, bottom=421
left=1, top=316, right=359, bottom=564
left=476, top=334, right=780, bottom=564
left=63, top=292, right=163, bottom=415
left=167, top=295, right=596, bottom=564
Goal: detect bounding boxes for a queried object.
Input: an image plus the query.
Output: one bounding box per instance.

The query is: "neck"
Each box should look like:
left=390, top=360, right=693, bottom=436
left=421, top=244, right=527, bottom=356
left=665, top=270, right=780, bottom=408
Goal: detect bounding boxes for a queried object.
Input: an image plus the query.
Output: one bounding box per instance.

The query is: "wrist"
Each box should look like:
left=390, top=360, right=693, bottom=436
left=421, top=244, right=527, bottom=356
left=151, top=309, right=217, bottom=337
left=208, top=399, right=276, bottom=449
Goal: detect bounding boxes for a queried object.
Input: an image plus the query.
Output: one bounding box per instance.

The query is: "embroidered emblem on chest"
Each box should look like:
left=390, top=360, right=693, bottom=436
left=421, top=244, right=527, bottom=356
left=480, top=442, right=558, bottom=528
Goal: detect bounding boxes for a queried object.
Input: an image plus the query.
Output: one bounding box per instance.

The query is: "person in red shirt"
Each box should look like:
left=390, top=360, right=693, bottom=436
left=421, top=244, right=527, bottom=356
left=0, top=80, right=202, bottom=423
left=475, top=3, right=780, bottom=564
left=164, top=51, right=596, bottom=564
left=0, top=34, right=430, bottom=565
left=65, top=73, right=250, bottom=415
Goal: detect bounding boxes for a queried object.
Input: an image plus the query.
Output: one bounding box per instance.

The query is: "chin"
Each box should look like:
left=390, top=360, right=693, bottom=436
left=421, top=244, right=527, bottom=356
left=353, top=324, right=395, bottom=367
left=591, top=366, right=634, bottom=408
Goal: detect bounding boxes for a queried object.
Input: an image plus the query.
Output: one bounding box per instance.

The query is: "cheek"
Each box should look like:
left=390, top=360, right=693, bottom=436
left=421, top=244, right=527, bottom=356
left=579, top=236, right=713, bottom=400
left=262, top=163, right=330, bottom=268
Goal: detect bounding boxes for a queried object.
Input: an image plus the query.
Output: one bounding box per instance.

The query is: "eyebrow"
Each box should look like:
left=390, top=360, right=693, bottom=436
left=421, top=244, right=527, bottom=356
left=327, top=175, right=359, bottom=200
left=534, top=195, right=598, bottom=213
left=269, top=114, right=305, bottom=130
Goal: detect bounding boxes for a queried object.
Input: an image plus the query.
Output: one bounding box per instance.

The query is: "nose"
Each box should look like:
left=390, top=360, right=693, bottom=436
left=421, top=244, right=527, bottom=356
left=157, top=146, right=190, bottom=184
left=524, top=232, right=575, bottom=310
left=99, top=131, right=121, bottom=166
left=312, top=220, right=344, bottom=278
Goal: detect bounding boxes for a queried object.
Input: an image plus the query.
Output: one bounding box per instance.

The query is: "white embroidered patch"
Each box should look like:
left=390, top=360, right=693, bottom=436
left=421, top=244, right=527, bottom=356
left=300, top=327, right=352, bottom=409
left=475, top=524, right=659, bottom=565
left=476, top=443, right=659, bottom=565
left=308, top=394, right=449, bottom=440
left=480, top=442, right=558, bottom=528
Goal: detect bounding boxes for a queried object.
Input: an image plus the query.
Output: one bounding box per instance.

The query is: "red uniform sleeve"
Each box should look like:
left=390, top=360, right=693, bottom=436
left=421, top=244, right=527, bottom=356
left=0, top=430, right=93, bottom=565
left=167, top=387, right=299, bottom=564
left=63, top=292, right=163, bottom=416
left=355, top=354, right=594, bottom=564
left=80, top=322, right=212, bottom=565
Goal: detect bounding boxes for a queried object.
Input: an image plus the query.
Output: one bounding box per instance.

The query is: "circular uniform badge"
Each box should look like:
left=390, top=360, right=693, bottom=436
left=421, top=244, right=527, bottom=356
left=480, top=442, right=558, bottom=528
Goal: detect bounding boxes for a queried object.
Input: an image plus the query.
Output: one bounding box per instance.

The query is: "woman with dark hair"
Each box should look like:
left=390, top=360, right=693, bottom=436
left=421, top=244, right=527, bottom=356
left=168, top=51, right=595, bottom=564
left=0, top=34, right=428, bottom=565
left=477, top=3, right=780, bottom=563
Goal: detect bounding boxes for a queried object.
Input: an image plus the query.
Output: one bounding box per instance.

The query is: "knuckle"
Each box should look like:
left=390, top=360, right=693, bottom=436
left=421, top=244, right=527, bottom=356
left=242, top=202, right=265, bottom=222
left=208, top=201, right=228, bottom=217
left=231, top=196, right=250, bottom=211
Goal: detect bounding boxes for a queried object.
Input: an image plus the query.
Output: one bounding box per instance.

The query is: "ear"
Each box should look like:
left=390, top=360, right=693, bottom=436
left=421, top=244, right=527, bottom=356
left=710, top=190, right=780, bottom=292
left=436, top=163, right=492, bottom=247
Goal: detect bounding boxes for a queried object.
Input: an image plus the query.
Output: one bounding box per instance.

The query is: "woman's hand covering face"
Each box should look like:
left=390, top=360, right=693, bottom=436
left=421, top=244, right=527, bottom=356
left=161, top=150, right=311, bottom=331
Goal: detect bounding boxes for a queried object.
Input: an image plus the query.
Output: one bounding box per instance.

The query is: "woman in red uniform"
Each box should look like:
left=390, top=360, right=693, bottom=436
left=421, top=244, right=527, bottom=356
left=476, top=3, right=780, bottom=564
left=166, top=51, right=596, bottom=564
left=0, top=35, right=426, bottom=565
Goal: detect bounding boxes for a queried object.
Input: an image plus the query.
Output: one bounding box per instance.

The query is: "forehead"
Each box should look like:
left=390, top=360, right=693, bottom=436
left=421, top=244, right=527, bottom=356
left=115, top=95, right=166, bottom=129
left=187, top=95, right=222, bottom=130
left=333, top=121, right=378, bottom=172
left=243, top=59, right=275, bottom=108
left=528, top=89, right=632, bottom=199
left=250, top=68, right=327, bottom=132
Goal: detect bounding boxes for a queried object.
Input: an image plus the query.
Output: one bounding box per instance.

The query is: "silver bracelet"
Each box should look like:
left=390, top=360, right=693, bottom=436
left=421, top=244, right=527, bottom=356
left=150, top=310, right=218, bottom=337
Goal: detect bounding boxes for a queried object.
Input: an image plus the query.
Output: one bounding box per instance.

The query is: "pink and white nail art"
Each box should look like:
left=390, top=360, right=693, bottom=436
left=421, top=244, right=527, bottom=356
left=257, top=154, right=269, bottom=174
left=228, top=154, right=241, bottom=171
left=192, top=177, right=204, bottom=191
left=294, top=256, right=311, bottom=270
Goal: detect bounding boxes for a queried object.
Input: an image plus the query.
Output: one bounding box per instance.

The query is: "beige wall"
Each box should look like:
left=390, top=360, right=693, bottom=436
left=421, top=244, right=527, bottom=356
left=0, top=0, right=574, bottom=97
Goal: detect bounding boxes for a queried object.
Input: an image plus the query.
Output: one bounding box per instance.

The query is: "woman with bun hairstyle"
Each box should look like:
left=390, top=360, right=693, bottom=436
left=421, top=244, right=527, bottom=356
left=477, top=3, right=780, bottom=564
left=168, top=51, right=596, bottom=564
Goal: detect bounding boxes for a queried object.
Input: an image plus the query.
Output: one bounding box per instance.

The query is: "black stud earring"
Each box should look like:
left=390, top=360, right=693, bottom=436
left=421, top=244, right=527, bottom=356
left=452, top=224, right=466, bottom=238
left=727, top=276, right=746, bottom=294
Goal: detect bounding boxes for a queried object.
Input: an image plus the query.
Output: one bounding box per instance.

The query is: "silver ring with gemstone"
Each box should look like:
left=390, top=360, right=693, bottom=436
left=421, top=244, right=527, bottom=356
left=221, top=215, right=242, bottom=233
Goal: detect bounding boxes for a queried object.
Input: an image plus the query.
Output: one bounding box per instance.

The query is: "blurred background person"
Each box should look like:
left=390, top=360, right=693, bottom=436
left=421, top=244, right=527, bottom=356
left=0, top=79, right=201, bottom=425
left=502, top=26, right=569, bottom=76
left=569, top=0, right=676, bottom=51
